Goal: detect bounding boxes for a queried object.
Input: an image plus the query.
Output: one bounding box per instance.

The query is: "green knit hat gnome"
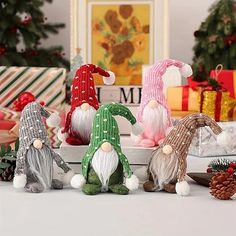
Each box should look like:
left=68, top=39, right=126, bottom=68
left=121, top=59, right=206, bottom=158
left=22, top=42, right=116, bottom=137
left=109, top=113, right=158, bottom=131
left=71, top=102, right=142, bottom=191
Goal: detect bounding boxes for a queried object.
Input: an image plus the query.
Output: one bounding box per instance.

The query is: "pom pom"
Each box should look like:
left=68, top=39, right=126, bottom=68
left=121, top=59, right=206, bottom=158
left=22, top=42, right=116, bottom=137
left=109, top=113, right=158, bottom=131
left=175, top=181, right=190, bottom=196
left=162, top=145, right=173, bottom=155
left=13, top=174, right=26, bottom=189
left=63, top=170, right=75, bottom=185
left=131, top=122, right=143, bottom=136
left=179, top=64, right=193, bottom=78
left=125, top=174, right=139, bottom=191
left=103, top=71, right=115, bottom=85
left=46, top=113, right=61, bottom=127
left=70, top=174, right=86, bottom=189
left=133, top=167, right=148, bottom=183
left=57, top=128, right=68, bottom=142
left=217, top=131, right=231, bottom=148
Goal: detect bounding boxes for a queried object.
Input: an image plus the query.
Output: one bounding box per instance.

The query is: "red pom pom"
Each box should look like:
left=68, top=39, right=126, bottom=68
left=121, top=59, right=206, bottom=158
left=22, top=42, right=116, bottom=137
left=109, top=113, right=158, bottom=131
left=227, top=167, right=234, bottom=174
left=12, top=92, right=36, bottom=111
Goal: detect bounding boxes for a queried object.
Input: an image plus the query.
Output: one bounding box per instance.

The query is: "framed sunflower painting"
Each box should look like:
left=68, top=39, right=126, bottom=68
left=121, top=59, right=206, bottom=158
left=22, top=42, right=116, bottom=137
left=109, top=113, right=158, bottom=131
left=71, top=0, right=169, bottom=87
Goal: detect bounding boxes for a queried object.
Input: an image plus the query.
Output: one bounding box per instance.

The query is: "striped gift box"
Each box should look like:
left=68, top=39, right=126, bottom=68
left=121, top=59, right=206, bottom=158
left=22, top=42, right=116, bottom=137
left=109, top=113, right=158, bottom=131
left=0, top=66, right=66, bottom=109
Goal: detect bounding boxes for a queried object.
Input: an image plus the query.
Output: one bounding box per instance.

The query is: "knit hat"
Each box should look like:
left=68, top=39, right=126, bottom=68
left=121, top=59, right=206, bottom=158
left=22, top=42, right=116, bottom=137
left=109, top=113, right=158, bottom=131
left=63, top=64, right=115, bottom=133
left=158, top=113, right=228, bottom=195
left=15, top=102, right=60, bottom=176
left=137, top=59, right=193, bottom=123
left=81, top=102, right=142, bottom=179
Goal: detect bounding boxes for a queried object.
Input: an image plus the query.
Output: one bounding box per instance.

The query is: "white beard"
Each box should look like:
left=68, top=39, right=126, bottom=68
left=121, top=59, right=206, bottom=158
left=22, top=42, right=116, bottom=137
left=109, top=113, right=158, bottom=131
left=142, top=105, right=168, bottom=137
left=149, top=148, right=178, bottom=190
left=71, top=106, right=96, bottom=143
left=26, top=145, right=53, bottom=190
left=91, top=148, right=119, bottom=192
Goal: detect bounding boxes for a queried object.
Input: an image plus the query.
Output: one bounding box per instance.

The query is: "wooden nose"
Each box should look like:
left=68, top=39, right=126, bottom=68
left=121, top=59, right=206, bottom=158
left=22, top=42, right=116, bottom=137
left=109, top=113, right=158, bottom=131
left=101, top=142, right=113, bottom=152
left=148, top=100, right=159, bottom=109
left=81, top=103, right=90, bottom=111
left=33, top=139, right=43, bottom=149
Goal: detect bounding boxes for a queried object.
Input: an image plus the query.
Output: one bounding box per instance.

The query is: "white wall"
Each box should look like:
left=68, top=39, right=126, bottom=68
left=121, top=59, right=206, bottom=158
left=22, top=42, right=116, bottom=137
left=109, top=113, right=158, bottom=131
left=41, top=0, right=215, bottom=63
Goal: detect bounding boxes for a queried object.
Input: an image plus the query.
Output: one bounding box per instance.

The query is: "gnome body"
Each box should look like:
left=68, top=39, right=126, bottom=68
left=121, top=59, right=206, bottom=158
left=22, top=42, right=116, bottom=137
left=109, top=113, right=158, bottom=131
left=13, top=102, right=74, bottom=193
left=135, top=59, right=193, bottom=147
left=60, top=64, right=115, bottom=145
left=144, top=113, right=224, bottom=196
left=70, top=103, right=141, bottom=195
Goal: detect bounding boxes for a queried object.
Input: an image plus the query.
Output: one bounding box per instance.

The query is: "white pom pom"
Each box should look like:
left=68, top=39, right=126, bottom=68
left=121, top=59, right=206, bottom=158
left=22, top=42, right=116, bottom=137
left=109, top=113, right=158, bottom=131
left=103, top=71, right=115, bottom=85
left=176, top=181, right=190, bottom=196
left=57, top=128, right=68, bottom=142
left=13, top=174, right=26, bottom=189
left=125, top=174, right=139, bottom=191
left=179, top=64, right=193, bottom=78
left=133, top=167, right=148, bottom=183
left=217, top=131, right=231, bottom=147
left=70, top=174, right=86, bottom=189
left=131, top=122, right=143, bottom=136
left=46, top=113, right=61, bottom=127
left=63, top=170, right=75, bottom=185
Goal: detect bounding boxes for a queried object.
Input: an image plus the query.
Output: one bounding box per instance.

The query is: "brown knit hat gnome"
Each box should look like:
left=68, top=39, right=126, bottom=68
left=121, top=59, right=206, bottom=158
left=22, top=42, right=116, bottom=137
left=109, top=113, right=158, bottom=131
left=147, top=113, right=229, bottom=196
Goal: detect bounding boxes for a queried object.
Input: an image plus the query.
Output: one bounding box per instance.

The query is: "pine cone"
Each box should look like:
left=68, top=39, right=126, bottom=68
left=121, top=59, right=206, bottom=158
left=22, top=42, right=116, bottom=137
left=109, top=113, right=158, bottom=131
left=0, top=160, right=16, bottom=182
left=210, top=172, right=236, bottom=200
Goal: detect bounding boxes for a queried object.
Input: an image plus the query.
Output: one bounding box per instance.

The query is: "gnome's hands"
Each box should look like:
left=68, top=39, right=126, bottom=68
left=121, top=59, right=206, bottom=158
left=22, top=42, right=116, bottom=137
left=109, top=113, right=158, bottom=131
left=70, top=174, right=86, bottom=189
left=57, top=128, right=69, bottom=142
left=13, top=174, right=27, bottom=189
left=125, top=174, right=139, bottom=191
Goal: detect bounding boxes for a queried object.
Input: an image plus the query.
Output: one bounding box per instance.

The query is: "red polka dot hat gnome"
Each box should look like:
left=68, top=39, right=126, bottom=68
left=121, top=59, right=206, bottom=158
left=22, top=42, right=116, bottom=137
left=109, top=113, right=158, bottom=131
left=143, top=113, right=230, bottom=196
left=59, top=64, right=115, bottom=145
left=134, top=59, right=193, bottom=147
left=70, top=103, right=142, bottom=195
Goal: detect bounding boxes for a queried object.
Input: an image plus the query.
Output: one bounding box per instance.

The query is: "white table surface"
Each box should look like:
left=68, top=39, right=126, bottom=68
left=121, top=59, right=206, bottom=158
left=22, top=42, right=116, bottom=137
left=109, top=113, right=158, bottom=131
left=0, top=155, right=235, bottom=236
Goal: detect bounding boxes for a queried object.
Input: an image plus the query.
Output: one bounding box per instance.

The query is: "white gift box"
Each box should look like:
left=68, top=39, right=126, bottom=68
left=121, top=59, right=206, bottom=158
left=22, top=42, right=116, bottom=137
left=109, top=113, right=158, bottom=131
left=189, top=121, right=236, bottom=157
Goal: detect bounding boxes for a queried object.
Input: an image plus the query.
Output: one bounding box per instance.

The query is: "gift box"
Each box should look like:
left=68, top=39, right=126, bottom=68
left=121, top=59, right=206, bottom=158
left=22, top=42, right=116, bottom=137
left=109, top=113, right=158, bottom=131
left=167, top=86, right=200, bottom=111
left=0, top=66, right=66, bottom=110
left=200, top=89, right=234, bottom=122
left=210, top=70, right=236, bottom=99
left=188, top=121, right=236, bottom=157
left=0, top=107, right=63, bottom=148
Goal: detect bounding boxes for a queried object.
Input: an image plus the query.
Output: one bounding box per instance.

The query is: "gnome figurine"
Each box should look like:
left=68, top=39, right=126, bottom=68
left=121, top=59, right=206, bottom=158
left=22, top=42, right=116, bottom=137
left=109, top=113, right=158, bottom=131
left=70, top=103, right=142, bottom=195
left=143, top=113, right=229, bottom=196
left=59, top=64, right=115, bottom=145
left=134, top=59, right=193, bottom=147
left=13, top=102, right=75, bottom=193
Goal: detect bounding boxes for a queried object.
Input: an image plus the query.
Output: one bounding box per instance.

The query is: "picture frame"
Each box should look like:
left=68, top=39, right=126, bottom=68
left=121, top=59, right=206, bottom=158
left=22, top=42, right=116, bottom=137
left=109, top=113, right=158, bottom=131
left=70, top=0, right=169, bottom=86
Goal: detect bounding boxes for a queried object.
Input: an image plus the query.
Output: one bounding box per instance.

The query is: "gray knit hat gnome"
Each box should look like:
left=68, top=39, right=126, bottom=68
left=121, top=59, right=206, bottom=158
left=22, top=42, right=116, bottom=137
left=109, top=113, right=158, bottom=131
left=146, top=113, right=229, bottom=196
left=13, top=102, right=74, bottom=189
left=70, top=102, right=142, bottom=191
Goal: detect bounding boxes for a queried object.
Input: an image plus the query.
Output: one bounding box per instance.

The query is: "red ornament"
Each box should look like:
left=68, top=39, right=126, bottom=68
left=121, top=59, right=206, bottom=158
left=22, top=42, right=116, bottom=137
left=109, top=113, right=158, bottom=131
left=9, top=26, right=17, bottom=33
left=227, top=167, right=235, bottom=174
left=22, top=16, right=32, bottom=26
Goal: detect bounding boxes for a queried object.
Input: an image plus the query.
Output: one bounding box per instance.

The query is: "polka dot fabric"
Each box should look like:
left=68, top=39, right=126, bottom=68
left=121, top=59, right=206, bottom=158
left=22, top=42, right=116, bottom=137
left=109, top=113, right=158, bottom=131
left=81, top=103, right=137, bottom=179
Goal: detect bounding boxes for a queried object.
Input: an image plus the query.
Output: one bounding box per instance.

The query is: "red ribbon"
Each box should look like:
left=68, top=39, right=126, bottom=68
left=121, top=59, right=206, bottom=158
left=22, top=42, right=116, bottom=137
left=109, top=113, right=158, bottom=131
left=182, top=86, right=189, bottom=111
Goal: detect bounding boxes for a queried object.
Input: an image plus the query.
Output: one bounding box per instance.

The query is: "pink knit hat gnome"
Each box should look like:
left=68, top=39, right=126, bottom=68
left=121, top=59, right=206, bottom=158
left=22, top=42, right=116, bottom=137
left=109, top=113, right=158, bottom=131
left=135, top=59, right=193, bottom=147
left=60, top=64, right=115, bottom=145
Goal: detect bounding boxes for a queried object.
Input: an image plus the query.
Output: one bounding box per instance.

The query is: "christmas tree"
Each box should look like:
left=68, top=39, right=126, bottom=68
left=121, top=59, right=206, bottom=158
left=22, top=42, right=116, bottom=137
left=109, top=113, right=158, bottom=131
left=192, top=0, right=236, bottom=81
left=0, top=0, right=69, bottom=69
